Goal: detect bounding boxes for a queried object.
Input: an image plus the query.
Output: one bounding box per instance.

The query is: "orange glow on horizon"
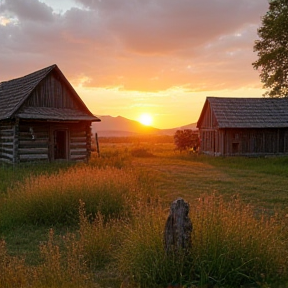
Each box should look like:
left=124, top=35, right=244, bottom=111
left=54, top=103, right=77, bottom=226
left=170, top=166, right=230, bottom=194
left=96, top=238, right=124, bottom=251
left=75, top=84, right=265, bottom=129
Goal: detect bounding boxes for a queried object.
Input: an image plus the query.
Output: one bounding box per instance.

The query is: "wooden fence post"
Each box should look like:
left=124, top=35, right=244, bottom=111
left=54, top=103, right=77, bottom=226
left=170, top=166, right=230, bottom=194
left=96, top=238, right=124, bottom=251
left=95, top=133, right=100, bottom=156
left=164, top=198, right=192, bottom=253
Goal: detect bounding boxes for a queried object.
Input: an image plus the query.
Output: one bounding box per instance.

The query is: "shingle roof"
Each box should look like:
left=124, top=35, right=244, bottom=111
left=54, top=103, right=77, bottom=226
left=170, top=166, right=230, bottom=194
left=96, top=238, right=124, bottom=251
left=198, top=97, right=288, bottom=128
left=0, top=64, right=100, bottom=122
left=17, top=107, right=99, bottom=121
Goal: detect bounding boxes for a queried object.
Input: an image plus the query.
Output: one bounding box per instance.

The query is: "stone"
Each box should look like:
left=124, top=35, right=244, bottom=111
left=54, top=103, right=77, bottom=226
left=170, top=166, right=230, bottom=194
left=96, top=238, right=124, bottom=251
left=164, top=198, right=192, bottom=253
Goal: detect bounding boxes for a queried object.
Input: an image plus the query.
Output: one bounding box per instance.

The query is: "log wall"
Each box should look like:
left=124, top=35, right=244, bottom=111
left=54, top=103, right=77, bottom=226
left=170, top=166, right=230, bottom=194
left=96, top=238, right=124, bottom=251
left=18, top=122, right=50, bottom=162
left=0, top=121, right=15, bottom=164
left=69, top=123, right=91, bottom=161
left=0, top=120, right=93, bottom=164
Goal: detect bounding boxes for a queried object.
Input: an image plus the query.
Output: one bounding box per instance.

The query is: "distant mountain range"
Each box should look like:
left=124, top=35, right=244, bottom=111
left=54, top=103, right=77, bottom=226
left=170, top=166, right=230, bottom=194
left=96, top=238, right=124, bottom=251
left=92, top=115, right=197, bottom=137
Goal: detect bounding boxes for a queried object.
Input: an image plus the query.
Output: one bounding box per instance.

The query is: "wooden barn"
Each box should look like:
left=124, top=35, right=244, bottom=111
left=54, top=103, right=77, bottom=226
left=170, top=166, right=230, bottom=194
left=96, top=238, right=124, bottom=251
left=197, top=97, right=288, bottom=156
left=0, top=64, right=100, bottom=164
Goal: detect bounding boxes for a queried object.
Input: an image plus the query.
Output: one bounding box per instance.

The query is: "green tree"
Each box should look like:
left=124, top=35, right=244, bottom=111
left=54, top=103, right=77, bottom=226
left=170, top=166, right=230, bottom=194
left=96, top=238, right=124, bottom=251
left=174, top=129, right=198, bottom=152
left=253, top=0, right=288, bottom=97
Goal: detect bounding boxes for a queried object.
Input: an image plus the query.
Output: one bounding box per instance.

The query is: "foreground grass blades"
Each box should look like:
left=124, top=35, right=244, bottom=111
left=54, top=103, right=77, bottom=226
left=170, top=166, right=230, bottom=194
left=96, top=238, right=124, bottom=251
left=0, top=139, right=288, bottom=287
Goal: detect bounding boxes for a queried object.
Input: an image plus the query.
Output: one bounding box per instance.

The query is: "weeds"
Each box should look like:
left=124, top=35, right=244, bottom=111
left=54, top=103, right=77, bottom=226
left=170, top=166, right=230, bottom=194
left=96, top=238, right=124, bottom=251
left=0, top=230, right=96, bottom=288
left=190, top=194, right=288, bottom=287
left=78, top=200, right=125, bottom=270
left=0, top=166, right=142, bottom=228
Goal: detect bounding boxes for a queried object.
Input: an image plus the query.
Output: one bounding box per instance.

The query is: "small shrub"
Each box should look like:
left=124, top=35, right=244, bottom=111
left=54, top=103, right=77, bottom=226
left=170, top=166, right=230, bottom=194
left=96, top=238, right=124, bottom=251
left=130, top=147, right=154, bottom=157
left=174, top=129, right=199, bottom=152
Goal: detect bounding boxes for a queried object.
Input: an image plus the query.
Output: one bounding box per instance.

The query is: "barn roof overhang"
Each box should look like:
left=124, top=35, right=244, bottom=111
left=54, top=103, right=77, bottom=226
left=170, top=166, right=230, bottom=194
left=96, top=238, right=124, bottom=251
left=197, top=97, right=288, bottom=130
left=15, top=107, right=100, bottom=122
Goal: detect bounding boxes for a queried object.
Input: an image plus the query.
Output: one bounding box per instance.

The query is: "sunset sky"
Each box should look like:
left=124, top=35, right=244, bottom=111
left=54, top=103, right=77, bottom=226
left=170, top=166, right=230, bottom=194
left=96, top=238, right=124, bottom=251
left=0, top=0, right=269, bottom=129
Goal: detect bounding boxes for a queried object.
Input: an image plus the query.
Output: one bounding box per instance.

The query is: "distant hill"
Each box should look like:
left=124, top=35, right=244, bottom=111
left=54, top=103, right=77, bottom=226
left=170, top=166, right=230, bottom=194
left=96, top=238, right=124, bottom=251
left=92, top=115, right=197, bottom=137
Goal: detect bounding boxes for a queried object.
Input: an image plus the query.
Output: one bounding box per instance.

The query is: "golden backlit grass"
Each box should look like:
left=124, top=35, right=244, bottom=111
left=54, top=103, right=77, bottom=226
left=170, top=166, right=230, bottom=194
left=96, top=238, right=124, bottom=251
left=117, top=194, right=288, bottom=287
left=0, top=164, right=149, bottom=229
left=0, top=230, right=97, bottom=288
left=1, top=140, right=288, bottom=287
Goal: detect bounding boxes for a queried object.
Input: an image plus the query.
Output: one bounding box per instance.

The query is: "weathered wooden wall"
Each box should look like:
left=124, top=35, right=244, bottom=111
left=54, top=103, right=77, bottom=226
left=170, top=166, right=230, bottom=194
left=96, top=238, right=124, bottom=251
left=25, top=72, right=79, bottom=109
left=69, top=123, right=92, bottom=161
left=18, top=122, right=50, bottom=163
left=0, top=121, right=15, bottom=164
left=0, top=120, right=92, bottom=164
left=200, top=128, right=288, bottom=156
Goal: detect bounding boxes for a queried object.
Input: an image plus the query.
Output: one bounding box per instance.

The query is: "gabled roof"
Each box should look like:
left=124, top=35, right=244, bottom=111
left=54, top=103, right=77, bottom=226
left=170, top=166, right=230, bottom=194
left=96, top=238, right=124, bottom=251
left=197, top=97, right=288, bottom=129
left=0, top=64, right=100, bottom=122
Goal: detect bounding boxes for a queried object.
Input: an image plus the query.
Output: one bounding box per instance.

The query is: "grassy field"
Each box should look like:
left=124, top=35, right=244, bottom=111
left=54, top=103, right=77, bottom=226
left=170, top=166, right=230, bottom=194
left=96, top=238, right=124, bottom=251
left=1, top=136, right=288, bottom=287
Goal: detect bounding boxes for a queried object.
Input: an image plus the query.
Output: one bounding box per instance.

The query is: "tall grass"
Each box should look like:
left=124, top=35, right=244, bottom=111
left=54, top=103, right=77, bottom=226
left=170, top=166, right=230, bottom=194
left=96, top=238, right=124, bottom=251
left=1, top=192, right=288, bottom=287
left=117, top=195, right=288, bottom=287
left=1, top=144, right=288, bottom=287
left=117, top=206, right=192, bottom=287
left=191, top=195, right=288, bottom=287
left=0, top=162, right=73, bottom=196
left=0, top=230, right=96, bottom=288
left=0, top=166, right=143, bottom=229
left=78, top=200, right=125, bottom=270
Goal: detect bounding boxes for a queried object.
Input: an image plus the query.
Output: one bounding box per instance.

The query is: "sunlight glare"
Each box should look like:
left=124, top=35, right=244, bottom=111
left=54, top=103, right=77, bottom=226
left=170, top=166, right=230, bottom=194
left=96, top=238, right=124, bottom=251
left=139, top=113, right=153, bottom=126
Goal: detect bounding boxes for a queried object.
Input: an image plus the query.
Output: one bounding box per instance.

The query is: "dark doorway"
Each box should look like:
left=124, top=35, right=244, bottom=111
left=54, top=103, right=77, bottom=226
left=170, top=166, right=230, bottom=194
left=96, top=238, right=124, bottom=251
left=232, top=142, right=239, bottom=154
left=54, top=130, right=67, bottom=160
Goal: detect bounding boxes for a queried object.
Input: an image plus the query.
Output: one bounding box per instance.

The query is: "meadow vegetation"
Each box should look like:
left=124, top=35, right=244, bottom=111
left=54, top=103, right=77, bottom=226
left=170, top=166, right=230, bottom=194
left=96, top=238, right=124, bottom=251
left=1, top=136, right=288, bottom=287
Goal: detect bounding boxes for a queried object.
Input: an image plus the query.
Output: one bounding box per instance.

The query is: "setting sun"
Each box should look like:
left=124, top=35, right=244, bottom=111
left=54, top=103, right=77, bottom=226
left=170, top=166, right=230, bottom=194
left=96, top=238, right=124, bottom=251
left=139, top=113, right=153, bottom=126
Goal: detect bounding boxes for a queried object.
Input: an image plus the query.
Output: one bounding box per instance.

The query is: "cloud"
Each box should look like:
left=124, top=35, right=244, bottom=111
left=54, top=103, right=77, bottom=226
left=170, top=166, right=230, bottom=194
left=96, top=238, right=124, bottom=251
left=0, top=0, right=54, bottom=22
left=75, top=0, right=267, bottom=54
left=0, top=0, right=269, bottom=92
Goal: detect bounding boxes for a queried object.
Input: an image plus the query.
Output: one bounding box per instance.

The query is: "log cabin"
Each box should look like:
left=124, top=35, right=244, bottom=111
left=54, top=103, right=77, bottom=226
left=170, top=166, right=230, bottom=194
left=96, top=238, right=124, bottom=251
left=197, top=97, right=288, bottom=156
left=0, top=64, right=100, bottom=164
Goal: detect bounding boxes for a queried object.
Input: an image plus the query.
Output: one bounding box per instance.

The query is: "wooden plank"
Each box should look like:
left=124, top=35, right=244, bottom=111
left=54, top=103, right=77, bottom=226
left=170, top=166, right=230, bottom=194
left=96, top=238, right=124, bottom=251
left=14, top=119, right=19, bottom=164
left=19, top=132, right=49, bottom=138
left=70, top=154, right=86, bottom=160
left=70, top=148, right=87, bottom=154
left=19, top=154, right=49, bottom=160
left=70, top=131, right=86, bottom=136
left=0, top=157, right=13, bottom=164
left=1, top=152, right=14, bottom=160
left=1, top=136, right=14, bottom=141
left=19, top=140, right=48, bottom=146
left=18, top=148, right=48, bottom=154
left=2, top=147, right=13, bottom=153
left=2, top=144, right=13, bottom=149
left=70, top=137, right=86, bottom=142
left=0, top=130, right=14, bottom=135
left=70, top=144, right=87, bottom=149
